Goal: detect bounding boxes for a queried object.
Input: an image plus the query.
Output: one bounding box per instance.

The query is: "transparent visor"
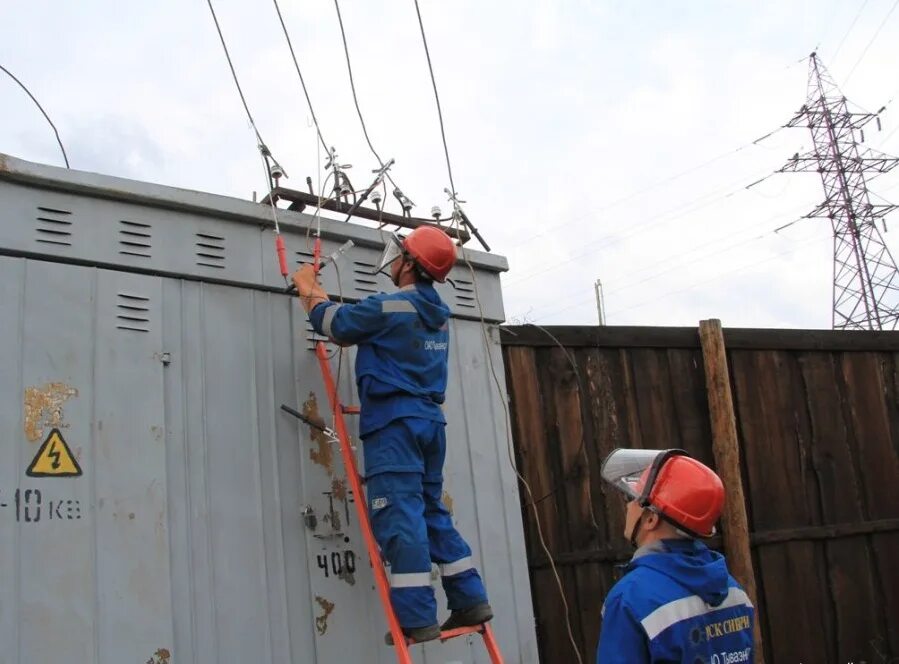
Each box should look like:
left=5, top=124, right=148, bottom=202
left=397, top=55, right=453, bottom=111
left=600, top=448, right=666, bottom=501
left=375, top=233, right=404, bottom=274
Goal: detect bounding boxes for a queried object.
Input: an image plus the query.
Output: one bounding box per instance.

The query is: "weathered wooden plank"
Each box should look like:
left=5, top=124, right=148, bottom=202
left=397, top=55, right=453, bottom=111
left=529, top=568, right=584, bottom=664
left=500, top=325, right=899, bottom=351
left=730, top=349, right=831, bottom=663
left=499, top=325, right=699, bottom=348
left=540, top=347, right=591, bottom=654
left=628, top=348, right=683, bottom=451
left=581, top=348, right=632, bottom=546
left=528, top=347, right=591, bottom=659
left=529, top=518, right=899, bottom=568
left=549, top=347, right=599, bottom=554
left=840, top=352, right=899, bottom=658
left=618, top=349, right=645, bottom=450
left=503, top=346, right=561, bottom=559
left=798, top=351, right=883, bottom=661
left=573, top=562, right=605, bottom=662
left=665, top=348, right=716, bottom=466
left=506, top=346, right=590, bottom=663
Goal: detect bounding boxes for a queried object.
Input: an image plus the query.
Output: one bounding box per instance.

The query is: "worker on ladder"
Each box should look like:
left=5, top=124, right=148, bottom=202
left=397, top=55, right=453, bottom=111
left=292, top=225, right=493, bottom=645
left=596, top=448, right=755, bottom=663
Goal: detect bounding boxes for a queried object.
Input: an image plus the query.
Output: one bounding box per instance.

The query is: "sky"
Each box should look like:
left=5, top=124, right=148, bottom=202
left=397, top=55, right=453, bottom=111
left=3, top=0, right=899, bottom=329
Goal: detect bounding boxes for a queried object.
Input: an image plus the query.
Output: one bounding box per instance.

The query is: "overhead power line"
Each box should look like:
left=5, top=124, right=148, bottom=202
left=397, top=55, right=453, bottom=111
left=522, top=202, right=810, bottom=322
left=830, top=0, right=871, bottom=64
left=602, top=234, right=828, bottom=320
left=503, top=165, right=781, bottom=289
left=506, top=126, right=785, bottom=251
left=1, top=63, right=69, bottom=168
left=844, top=0, right=899, bottom=85
left=205, top=0, right=268, bottom=149
left=332, top=0, right=398, bottom=190
left=412, top=0, right=457, bottom=198
left=272, top=0, right=330, bottom=155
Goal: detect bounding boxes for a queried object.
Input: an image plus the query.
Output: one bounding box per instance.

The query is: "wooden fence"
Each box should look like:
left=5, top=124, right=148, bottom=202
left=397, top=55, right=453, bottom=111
left=500, top=324, right=899, bottom=664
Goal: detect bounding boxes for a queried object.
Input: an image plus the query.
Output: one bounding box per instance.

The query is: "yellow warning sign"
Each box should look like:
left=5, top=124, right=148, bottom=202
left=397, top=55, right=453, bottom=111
left=27, top=428, right=82, bottom=478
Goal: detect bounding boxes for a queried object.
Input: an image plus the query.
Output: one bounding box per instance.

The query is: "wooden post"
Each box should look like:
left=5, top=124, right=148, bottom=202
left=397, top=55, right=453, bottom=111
left=698, top=319, right=765, bottom=664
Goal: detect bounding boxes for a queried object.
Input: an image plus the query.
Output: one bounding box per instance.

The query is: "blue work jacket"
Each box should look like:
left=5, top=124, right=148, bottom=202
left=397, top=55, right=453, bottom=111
left=309, top=283, right=450, bottom=437
left=597, top=539, right=754, bottom=664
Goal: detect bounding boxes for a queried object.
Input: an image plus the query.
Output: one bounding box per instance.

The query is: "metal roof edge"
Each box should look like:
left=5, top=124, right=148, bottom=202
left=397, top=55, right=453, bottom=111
left=0, top=152, right=508, bottom=273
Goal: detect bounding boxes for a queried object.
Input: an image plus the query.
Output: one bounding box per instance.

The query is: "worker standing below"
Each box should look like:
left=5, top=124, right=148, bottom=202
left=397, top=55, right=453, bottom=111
left=291, top=226, right=492, bottom=645
left=596, top=449, right=754, bottom=664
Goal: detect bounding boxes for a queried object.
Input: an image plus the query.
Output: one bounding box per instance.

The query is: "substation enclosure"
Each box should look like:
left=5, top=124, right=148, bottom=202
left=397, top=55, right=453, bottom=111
left=0, top=153, right=538, bottom=664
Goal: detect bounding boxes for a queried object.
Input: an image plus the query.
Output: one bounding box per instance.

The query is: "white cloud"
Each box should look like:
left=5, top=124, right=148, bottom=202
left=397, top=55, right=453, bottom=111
left=2, top=0, right=898, bottom=329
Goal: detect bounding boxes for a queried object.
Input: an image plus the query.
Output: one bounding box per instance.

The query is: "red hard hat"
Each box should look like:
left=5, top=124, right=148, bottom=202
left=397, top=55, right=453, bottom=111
left=601, top=448, right=724, bottom=538
left=402, top=225, right=457, bottom=283
left=637, top=454, right=724, bottom=538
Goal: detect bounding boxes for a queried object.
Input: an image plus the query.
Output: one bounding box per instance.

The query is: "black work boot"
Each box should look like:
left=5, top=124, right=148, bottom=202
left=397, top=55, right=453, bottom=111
left=384, top=623, right=441, bottom=646
left=440, top=602, right=494, bottom=631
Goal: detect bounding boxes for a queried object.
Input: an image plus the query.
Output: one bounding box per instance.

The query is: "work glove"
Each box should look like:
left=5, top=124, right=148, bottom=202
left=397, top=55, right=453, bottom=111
left=292, top=264, right=329, bottom=313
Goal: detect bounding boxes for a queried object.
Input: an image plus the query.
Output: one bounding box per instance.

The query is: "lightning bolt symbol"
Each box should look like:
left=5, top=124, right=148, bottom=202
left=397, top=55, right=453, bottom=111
left=49, top=441, right=61, bottom=470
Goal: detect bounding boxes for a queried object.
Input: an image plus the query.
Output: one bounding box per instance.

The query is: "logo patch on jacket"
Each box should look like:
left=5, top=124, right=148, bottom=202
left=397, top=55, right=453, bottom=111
left=371, top=496, right=389, bottom=510
left=424, top=340, right=448, bottom=351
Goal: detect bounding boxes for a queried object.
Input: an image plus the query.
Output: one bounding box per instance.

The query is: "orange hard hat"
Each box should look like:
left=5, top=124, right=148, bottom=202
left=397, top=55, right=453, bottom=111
left=402, top=225, right=457, bottom=282
left=602, top=448, right=725, bottom=538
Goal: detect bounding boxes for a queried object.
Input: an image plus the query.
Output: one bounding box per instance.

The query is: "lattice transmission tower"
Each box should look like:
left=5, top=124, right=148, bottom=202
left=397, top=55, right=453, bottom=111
left=779, top=52, right=899, bottom=330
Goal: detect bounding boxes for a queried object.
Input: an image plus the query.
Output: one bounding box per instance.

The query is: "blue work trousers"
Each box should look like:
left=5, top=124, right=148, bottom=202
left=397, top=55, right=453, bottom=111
left=363, top=417, right=488, bottom=628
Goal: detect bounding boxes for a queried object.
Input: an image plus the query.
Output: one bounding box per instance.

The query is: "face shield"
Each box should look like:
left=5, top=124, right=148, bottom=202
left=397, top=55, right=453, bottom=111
left=375, top=232, right=405, bottom=276
left=600, top=448, right=688, bottom=503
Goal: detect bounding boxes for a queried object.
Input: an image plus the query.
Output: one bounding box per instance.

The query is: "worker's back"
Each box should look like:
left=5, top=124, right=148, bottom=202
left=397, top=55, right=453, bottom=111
left=325, top=282, right=451, bottom=436
left=598, top=539, right=754, bottom=664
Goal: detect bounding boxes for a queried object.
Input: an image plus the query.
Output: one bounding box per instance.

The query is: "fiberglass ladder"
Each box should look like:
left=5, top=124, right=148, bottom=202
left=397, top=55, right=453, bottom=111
left=286, top=340, right=505, bottom=664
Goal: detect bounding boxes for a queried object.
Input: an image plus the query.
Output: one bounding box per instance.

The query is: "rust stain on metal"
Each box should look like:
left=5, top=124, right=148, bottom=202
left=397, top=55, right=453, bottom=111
left=323, top=508, right=342, bottom=532
left=314, top=595, right=335, bottom=635
left=331, top=477, right=348, bottom=502
left=303, top=392, right=334, bottom=476
left=145, top=648, right=171, bottom=664
left=338, top=563, right=356, bottom=586
left=23, top=382, right=78, bottom=442
left=442, top=490, right=455, bottom=516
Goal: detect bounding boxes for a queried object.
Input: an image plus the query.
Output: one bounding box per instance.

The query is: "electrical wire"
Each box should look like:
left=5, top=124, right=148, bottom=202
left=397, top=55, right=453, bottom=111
left=506, top=127, right=786, bottom=251
left=412, top=5, right=583, bottom=657
left=271, top=0, right=330, bottom=155
left=603, top=233, right=829, bottom=320
left=332, top=0, right=399, bottom=192
left=503, top=166, right=781, bottom=290
left=205, top=0, right=268, bottom=149
left=0, top=64, right=69, bottom=168
left=456, top=243, right=585, bottom=664
left=525, top=205, right=812, bottom=323
left=830, top=0, right=871, bottom=64
left=844, top=0, right=899, bottom=85
left=412, top=0, right=457, bottom=199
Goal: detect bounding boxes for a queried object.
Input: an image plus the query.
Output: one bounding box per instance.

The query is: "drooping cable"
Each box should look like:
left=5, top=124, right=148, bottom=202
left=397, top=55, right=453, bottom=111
left=332, top=0, right=399, bottom=192
left=830, top=0, right=871, bottom=64
left=0, top=64, right=69, bottom=168
left=205, top=0, right=267, bottom=149
left=844, top=0, right=899, bottom=85
left=271, top=0, right=330, bottom=155
left=412, top=0, right=457, bottom=199
left=409, top=5, right=583, bottom=657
